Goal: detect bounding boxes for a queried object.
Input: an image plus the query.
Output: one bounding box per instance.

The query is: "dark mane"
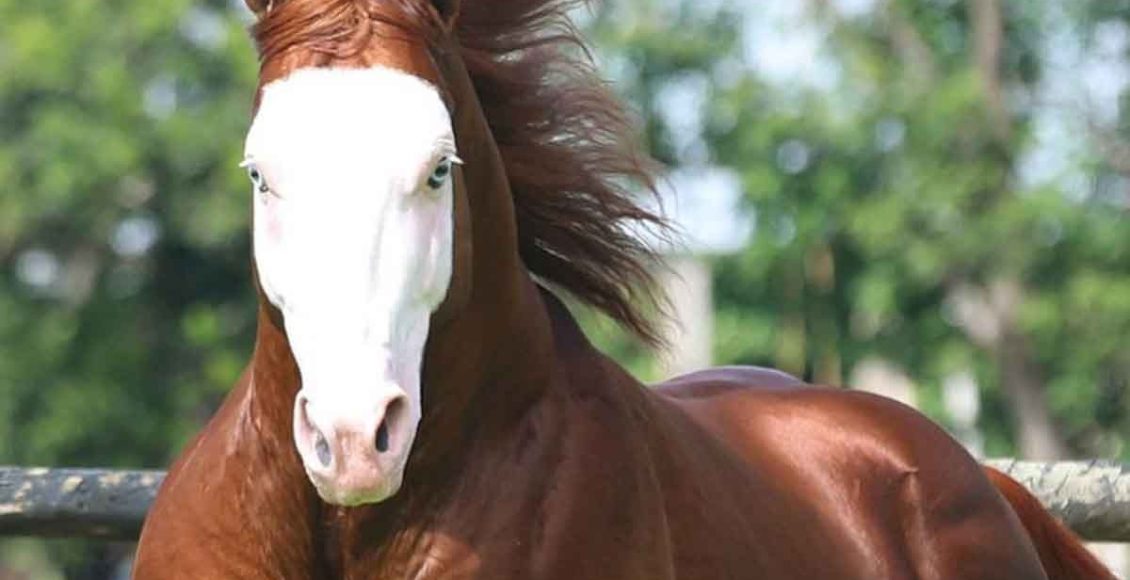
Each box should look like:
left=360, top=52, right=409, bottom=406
left=253, top=0, right=671, bottom=345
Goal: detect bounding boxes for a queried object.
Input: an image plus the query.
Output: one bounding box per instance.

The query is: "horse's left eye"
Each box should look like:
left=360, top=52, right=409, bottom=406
left=427, top=158, right=453, bottom=190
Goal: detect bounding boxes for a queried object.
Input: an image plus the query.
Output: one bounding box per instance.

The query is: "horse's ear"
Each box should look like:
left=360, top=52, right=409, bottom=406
left=244, top=0, right=273, bottom=18
left=431, top=0, right=461, bottom=28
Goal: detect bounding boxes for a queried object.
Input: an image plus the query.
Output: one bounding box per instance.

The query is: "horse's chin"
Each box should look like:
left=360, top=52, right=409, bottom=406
left=303, top=463, right=406, bottom=507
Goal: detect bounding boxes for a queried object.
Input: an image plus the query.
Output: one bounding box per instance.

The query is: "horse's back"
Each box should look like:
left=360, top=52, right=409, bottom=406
left=648, top=366, right=1049, bottom=579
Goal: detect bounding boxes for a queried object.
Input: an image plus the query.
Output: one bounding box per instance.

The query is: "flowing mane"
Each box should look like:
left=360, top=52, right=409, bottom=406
left=252, top=0, right=670, bottom=344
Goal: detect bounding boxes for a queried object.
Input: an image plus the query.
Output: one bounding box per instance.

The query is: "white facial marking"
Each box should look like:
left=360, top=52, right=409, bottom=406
left=244, top=67, right=456, bottom=505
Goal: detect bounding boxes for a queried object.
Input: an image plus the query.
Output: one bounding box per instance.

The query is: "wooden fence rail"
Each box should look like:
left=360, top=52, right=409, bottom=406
left=0, top=467, right=163, bottom=541
left=987, top=460, right=1130, bottom=543
left=1, top=462, right=1128, bottom=542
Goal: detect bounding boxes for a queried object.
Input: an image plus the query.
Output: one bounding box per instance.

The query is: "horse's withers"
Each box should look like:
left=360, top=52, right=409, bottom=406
left=244, top=67, right=457, bottom=505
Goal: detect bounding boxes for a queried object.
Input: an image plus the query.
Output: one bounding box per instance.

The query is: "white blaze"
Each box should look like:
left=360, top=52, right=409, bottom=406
left=244, top=67, right=456, bottom=503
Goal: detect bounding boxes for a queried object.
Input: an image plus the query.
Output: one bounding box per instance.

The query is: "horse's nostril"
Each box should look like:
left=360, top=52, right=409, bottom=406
left=314, top=430, right=332, bottom=467
left=375, top=421, right=390, bottom=453
left=375, top=397, right=406, bottom=454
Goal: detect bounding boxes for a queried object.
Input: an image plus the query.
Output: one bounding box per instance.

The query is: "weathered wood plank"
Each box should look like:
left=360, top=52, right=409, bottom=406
left=1, top=463, right=1128, bottom=542
left=0, top=467, right=164, bottom=541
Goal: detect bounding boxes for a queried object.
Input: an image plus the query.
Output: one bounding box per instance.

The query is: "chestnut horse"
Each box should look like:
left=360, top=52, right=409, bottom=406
left=133, top=0, right=1113, bottom=578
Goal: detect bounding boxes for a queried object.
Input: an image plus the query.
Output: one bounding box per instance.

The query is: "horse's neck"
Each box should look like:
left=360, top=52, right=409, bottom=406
left=400, top=41, right=566, bottom=471
left=331, top=289, right=681, bottom=578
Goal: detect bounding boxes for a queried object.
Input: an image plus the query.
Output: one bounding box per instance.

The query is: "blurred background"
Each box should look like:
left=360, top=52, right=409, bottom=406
left=2, top=0, right=1129, bottom=576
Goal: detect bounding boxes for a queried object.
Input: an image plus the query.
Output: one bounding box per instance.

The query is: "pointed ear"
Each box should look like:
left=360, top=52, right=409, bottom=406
left=244, top=0, right=274, bottom=18
left=431, top=0, right=461, bottom=29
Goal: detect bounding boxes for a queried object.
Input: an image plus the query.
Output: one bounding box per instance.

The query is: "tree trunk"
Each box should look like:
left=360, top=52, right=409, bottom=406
left=964, top=0, right=1065, bottom=460
left=998, top=329, right=1070, bottom=460
left=968, top=0, right=1011, bottom=141
left=949, top=280, right=1069, bottom=460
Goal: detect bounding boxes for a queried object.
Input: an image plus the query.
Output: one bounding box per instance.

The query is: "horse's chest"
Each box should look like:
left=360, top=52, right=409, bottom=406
left=337, top=491, right=677, bottom=580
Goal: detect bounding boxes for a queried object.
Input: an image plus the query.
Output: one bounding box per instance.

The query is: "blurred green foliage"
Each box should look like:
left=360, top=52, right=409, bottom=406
left=1, top=0, right=1129, bottom=575
left=1, top=0, right=258, bottom=471
left=1, top=0, right=259, bottom=574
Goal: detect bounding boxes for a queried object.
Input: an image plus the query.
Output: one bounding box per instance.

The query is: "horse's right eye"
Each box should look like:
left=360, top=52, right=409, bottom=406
left=246, top=164, right=270, bottom=194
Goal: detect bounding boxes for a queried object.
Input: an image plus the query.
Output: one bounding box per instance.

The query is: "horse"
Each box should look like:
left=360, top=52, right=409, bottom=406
left=133, top=0, right=1114, bottom=578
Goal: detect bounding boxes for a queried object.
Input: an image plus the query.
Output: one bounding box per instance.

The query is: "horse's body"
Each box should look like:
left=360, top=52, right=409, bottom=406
left=134, top=0, right=1113, bottom=578
left=136, top=290, right=1102, bottom=579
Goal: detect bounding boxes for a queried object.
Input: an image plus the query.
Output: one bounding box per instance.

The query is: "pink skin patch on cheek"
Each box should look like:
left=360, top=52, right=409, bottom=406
left=263, top=198, right=284, bottom=241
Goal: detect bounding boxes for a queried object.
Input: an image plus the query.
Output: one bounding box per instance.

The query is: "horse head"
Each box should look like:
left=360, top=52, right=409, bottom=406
left=241, top=0, right=468, bottom=507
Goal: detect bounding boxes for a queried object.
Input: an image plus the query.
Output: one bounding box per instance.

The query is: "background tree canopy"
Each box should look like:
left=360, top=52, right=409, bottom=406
left=1, top=0, right=1128, bottom=576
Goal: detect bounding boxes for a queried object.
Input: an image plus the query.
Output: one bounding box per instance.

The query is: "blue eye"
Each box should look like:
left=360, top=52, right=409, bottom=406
left=427, top=159, right=453, bottom=189
left=246, top=164, right=270, bottom=194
